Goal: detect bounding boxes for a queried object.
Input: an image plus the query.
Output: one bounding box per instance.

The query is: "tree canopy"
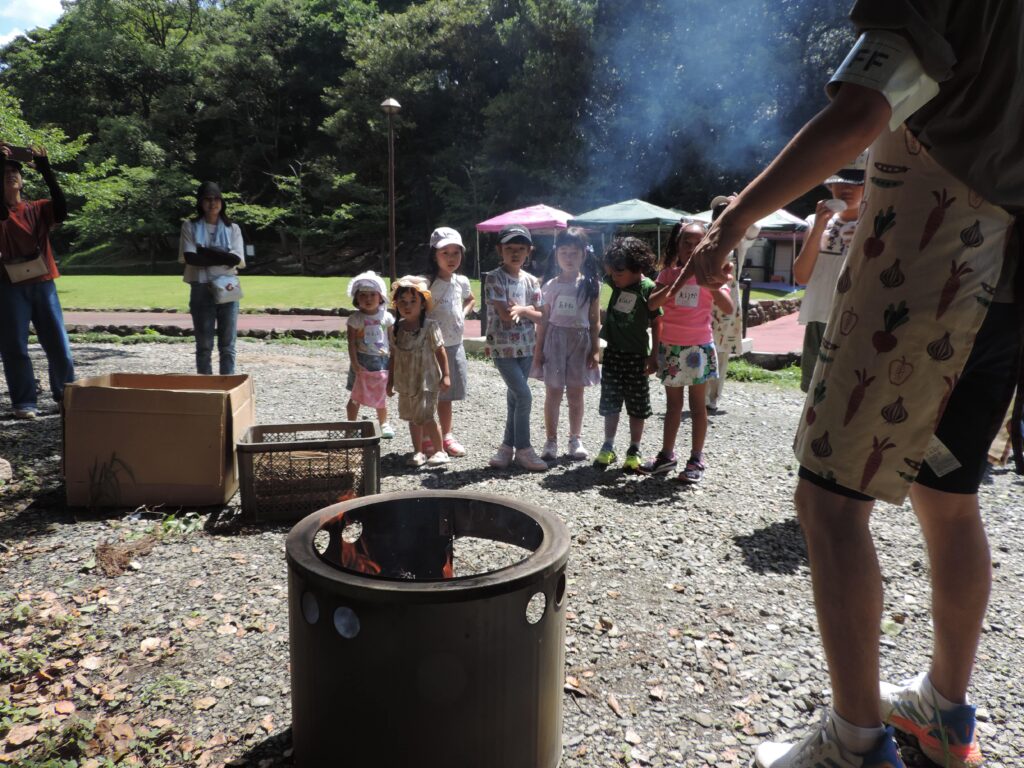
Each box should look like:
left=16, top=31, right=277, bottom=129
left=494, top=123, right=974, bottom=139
left=0, top=0, right=853, bottom=268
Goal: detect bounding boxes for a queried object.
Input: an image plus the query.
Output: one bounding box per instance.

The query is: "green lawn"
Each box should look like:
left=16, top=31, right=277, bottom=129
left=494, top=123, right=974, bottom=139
left=56, top=275, right=782, bottom=311
left=55, top=275, right=484, bottom=312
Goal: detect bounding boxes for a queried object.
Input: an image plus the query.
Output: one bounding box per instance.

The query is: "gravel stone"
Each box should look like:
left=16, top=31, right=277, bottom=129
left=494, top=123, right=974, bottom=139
left=1, top=339, right=1021, bottom=767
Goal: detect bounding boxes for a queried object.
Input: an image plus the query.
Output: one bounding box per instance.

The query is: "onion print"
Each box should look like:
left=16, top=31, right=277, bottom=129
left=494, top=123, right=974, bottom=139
left=959, top=220, right=984, bottom=248
left=811, top=431, right=833, bottom=458
left=926, top=332, right=954, bottom=362
left=836, top=266, right=853, bottom=294
left=881, top=396, right=908, bottom=424
left=879, top=259, right=905, bottom=289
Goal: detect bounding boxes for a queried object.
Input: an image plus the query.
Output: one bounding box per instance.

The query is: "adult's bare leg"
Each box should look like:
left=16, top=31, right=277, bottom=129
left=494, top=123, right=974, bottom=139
left=794, top=478, right=882, bottom=727
left=909, top=483, right=990, bottom=702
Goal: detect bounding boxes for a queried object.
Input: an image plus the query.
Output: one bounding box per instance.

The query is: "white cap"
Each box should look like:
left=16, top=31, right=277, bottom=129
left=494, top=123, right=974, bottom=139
left=430, top=227, right=464, bottom=250
left=347, top=270, right=388, bottom=304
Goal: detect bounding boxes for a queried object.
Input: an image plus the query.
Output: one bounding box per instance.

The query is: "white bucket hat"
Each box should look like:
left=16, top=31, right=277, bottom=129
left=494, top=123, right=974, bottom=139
left=347, top=270, right=388, bottom=305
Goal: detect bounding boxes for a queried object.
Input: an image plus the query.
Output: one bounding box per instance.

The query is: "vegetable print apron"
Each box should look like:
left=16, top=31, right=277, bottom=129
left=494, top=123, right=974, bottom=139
left=794, top=125, right=1014, bottom=504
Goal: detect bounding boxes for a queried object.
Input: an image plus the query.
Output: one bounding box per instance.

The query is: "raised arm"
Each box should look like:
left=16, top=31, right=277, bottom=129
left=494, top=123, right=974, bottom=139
left=32, top=147, right=67, bottom=224
left=693, top=83, right=891, bottom=287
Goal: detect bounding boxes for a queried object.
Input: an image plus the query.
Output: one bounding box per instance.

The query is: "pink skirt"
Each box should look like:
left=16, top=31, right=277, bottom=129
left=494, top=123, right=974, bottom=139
left=351, top=369, right=389, bottom=409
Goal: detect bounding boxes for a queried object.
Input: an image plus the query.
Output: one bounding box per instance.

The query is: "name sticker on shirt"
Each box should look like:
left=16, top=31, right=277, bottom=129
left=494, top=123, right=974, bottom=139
left=613, top=291, right=637, bottom=314
left=923, top=435, right=962, bottom=478
left=554, top=295, right=578, bottom=318
left=674, top=284, right=700, bottom=308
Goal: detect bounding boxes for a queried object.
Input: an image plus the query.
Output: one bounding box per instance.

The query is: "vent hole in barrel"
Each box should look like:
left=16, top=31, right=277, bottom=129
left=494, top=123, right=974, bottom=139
left=554, top=574, right=566, bottom=608
left=342, top=521, right=363, bottom=543
left=525, top=592, right=546, bottom=624
left=333, top=607, right=361, bottom=639
left=313, top=530, right=330, bottom=555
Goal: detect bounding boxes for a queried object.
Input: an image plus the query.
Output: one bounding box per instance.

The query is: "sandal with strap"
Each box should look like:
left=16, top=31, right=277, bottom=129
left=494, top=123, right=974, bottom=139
left=676, top=456, right=705, bottom=485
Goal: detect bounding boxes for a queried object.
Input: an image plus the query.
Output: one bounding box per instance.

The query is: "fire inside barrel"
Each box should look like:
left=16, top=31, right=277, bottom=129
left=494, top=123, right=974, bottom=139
left=323, top=506, right=455, bottom=580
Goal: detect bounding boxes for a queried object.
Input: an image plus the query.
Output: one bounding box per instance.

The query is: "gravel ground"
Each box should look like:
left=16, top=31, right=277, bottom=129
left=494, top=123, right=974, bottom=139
left=1, top=338, right=1022, bottom=767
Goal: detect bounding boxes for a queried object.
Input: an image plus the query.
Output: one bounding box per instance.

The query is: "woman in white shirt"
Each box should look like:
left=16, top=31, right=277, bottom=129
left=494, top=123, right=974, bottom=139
left=178, top=182, right=245, bottom=374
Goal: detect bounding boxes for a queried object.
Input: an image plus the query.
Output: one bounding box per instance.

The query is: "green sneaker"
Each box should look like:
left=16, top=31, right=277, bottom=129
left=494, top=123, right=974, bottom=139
left=595, top=448, right=617, bottom=466
left=622, top=452, right=642, bottom=472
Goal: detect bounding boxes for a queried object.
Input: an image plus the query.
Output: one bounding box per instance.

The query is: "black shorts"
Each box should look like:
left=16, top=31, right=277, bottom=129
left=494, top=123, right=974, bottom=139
left=599, top=348, right=652, bottom=420
left=801, top=301, right=1021, bottom=500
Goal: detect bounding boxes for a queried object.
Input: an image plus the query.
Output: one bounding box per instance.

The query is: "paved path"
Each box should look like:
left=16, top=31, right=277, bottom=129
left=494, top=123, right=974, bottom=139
left=746, top=311, right=801, bottom=355
left=63, top=310, right=802, bottom=355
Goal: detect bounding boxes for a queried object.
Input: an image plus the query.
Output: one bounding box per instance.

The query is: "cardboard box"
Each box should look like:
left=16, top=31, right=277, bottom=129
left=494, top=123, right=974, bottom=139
left=64, top=374, right=255, bottom=508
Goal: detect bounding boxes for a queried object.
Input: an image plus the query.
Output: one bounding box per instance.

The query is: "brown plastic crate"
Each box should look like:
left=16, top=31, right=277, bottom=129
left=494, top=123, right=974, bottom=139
left=237, top=421, right=380, bottom=523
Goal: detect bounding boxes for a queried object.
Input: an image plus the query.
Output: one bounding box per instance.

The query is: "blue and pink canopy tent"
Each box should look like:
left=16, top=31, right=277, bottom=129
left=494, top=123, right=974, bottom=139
left=474, top=204, right=574, bottom=278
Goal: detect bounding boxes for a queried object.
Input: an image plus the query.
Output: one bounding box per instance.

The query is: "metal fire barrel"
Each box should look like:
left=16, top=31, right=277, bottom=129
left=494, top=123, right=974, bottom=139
left=286, top=491, right=570, bottom=768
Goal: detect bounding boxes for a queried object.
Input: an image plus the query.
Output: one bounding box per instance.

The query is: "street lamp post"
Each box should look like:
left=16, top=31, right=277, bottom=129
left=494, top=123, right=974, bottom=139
left=380, top=97, right=401, bottom=282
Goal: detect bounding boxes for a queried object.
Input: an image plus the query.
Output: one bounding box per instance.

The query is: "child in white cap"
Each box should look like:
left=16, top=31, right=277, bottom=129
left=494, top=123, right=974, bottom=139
left=422, top=226, right=475, bottom=457
left=345, top=271, right=394, bottom=438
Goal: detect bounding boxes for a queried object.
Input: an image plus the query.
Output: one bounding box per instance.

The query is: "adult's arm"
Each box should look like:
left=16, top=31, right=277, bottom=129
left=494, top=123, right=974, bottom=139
left=33, top=152, right=67, bottom=224
left=692, top=84, right=891, bottom=287
left=792, top=208, right=831, bottom=285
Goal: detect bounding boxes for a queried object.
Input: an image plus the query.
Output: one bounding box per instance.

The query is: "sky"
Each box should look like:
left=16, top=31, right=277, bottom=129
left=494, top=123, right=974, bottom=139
left=0, top=0, right=63, bottom=46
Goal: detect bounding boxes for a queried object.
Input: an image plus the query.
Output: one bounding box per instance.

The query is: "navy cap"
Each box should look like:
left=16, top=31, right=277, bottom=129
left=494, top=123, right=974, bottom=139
left=498, top=224, right=532, bottom=245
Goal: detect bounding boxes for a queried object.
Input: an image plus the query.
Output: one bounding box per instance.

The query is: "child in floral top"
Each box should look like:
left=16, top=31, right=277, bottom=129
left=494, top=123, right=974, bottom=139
left=483, top=224, right=546, bottom=472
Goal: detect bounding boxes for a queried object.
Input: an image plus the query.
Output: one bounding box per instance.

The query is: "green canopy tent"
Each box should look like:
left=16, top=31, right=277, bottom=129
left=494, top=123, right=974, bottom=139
left=569, top=198, right=689, bottom=257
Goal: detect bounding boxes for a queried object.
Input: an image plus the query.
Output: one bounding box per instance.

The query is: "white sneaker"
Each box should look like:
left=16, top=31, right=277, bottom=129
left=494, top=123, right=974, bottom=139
left=406, top=452, right=427, bottom=467
left=567, top=436, right=589, bottom=461
left=514, top=447, right=548, bottom=472
left=488, top=444, right=514, bottom=469
left=425, top=451, right=450, bottom=466
left=754, top=711, right=903, bottom=768
left=379, top=422, right=395, bottom=439
left=13, top=408, right=37, bottom=420
left=541, top=438, right=558, bottom=460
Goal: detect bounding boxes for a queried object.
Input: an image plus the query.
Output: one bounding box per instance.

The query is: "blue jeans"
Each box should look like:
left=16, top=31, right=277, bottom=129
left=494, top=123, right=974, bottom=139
left=0, top=279, right=75, bottom=410
left=494, top=355, right=533, bottom=449
left=189, top=283, right=239, bottom=375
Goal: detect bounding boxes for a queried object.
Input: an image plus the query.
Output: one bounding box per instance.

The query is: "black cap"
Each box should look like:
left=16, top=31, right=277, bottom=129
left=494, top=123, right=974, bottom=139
left=4, top=159, right=23, bottom=174
left=197, top=181, right=223, bottom=200
left=498, top=224, right=532, bottom=245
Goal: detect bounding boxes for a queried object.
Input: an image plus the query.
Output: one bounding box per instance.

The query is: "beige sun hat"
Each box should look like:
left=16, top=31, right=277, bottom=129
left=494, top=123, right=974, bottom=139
left=390, top=275, right=434, bottom=312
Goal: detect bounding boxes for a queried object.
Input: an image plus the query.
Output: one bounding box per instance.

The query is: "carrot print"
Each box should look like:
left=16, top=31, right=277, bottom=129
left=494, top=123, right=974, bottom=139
left=843, top=368, right=876, bottom=426
left=864, top=207, right=896, bottom=259
left=919, top=189, right=956, bottom=250
left=936, top=260, right=973, bottom=319
left=860, top=435, right=896, bottom=491
left=871, top=301, right=910, bottom=354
